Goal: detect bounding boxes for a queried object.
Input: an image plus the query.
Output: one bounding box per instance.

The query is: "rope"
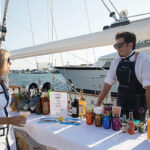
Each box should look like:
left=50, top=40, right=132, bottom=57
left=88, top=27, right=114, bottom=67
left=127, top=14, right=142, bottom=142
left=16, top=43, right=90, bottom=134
left=26, top=0, right=41, bottom=85
left=7, top=16, right=47, bottom=41
left=47, top=0, right=50, bottom=42
left=128, top=12, right=150, bottom=18
left=101, top=0, right=111, bottom=13
left=108, top=0, right=120, bottom=16
left=83, top=0, right=96, bottom=64
left=26, top=0, right=35, bottom=45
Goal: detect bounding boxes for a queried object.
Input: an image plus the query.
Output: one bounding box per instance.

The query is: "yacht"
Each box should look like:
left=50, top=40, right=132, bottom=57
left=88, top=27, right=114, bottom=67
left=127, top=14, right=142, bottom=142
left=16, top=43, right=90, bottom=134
left=54, top=41, right=150, bottom=96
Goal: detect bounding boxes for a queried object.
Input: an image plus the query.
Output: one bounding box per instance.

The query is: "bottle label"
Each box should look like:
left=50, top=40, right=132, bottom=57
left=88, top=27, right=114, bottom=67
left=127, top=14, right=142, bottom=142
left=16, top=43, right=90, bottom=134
left=79, top=101, right=86, bottom=116
left=127, top=122, right=134, bottom=134
left=79, top=104, right=83, bottom=114
left=122, top=122, right=127, bottom=132
left=43, top=102, right=49, bottom=115
left=72, top=107, right=77, bottom=114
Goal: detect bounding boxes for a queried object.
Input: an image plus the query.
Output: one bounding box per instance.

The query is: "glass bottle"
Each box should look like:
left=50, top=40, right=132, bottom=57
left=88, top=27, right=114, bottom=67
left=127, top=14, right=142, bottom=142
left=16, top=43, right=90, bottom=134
left=112, top=114, right=121, bottom=131
left=71, top=99, right=79, bottom=118
left=78, top=90, right=86, bottom=118
left=122, top=115, right=127, bottom=133
left=86, top=105, right=94, bottom=125
left=94, top=107, right=103, bottom=127
left=147, top=118, right=150, bottom=140
left=17, top=87, right=23, bottom=100
left=127, top=112, right=135, bottom=135
left=42, top=93, right=50, bottom=115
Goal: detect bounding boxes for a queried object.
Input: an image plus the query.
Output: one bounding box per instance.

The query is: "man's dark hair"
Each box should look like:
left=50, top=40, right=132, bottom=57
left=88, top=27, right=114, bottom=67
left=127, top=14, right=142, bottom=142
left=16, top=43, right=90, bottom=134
left=115, top=32, right=136, bottom=50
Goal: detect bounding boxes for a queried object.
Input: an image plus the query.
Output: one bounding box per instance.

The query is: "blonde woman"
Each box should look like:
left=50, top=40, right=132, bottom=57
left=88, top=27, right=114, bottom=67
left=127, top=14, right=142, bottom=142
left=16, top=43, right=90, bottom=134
left=0, top=49, right=26, bottom=150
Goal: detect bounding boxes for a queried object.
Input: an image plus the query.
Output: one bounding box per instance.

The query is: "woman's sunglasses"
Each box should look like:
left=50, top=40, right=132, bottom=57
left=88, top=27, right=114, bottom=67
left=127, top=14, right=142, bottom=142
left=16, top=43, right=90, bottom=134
left=7, top=57, right=10, bottom=63
left=113, top=42, right=126, bottom=49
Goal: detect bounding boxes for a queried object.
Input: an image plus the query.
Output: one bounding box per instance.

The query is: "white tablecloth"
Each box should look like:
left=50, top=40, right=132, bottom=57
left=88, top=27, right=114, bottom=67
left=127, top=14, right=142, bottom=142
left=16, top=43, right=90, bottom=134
left=12, top=112, right=150, bottom=150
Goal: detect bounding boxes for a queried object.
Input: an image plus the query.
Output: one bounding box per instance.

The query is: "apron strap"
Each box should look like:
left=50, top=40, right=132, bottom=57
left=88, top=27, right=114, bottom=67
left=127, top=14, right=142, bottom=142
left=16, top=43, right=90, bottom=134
left=134, top=52, right=139, bottom=62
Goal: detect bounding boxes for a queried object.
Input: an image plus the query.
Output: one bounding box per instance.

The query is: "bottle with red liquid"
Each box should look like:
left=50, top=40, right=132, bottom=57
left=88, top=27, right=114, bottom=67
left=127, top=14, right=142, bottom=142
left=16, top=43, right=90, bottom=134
left=127, top=112, right=135, bottom=135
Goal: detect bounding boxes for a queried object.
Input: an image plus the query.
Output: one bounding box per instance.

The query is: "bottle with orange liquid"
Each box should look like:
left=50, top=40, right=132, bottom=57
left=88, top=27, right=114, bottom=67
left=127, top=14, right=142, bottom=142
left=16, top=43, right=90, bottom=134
left=147, top=118, right=150, bottom=140
left=42, top=93, right=50, bottom=115
left=127, top=112, right=135, bottom=135
left=86, top=105, right=94, bottom=125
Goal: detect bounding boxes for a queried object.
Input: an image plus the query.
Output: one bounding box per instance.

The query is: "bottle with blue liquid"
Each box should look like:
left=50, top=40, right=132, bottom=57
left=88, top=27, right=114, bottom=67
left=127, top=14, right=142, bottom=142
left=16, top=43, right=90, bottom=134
left=103, top=115, right=111, bottom=129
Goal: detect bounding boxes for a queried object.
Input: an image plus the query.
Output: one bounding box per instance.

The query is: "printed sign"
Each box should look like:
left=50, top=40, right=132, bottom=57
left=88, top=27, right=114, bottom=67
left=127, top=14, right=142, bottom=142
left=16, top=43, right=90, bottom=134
left=50, top=92, right=67, bottom=115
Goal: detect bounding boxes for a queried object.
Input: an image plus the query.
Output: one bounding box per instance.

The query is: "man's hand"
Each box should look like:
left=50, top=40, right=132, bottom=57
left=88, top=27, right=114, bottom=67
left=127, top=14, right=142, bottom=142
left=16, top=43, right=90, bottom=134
left=96, top=83, right=112, bottom=106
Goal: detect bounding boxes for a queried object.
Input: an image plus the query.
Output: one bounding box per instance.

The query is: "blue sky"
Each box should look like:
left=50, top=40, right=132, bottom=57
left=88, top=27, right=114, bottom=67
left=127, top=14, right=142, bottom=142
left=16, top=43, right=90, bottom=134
left=1, top=0, right=150, bottom=69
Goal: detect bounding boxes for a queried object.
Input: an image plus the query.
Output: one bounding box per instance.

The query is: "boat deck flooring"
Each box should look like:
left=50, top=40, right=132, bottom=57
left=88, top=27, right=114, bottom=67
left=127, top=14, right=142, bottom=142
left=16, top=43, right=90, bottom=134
left=14, top=128, right=57, bottom=150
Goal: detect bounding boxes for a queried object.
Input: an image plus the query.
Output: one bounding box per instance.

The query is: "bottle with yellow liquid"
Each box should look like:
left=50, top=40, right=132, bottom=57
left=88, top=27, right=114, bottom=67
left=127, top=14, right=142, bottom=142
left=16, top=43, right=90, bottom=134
left=147, top=118, right=150, bottom=140
left=78, top=90, right=86, bottom=118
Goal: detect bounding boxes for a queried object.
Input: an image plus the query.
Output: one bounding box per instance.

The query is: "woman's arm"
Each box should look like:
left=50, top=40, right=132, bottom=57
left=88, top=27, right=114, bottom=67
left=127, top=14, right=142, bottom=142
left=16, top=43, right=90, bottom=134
left=0, top=116, right=26, bottom=127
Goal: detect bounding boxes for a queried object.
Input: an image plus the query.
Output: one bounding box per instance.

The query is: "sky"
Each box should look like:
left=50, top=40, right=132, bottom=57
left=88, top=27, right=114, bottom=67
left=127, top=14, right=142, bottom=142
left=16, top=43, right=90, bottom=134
left=1, top=0, right=150, bottom=69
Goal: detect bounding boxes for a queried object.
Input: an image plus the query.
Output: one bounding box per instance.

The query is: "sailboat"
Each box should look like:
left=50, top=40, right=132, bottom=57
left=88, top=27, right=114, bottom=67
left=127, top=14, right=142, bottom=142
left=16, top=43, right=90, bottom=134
left=9, top=3, right=150, bottom=98
left=1, top=0, right=150, bottom=101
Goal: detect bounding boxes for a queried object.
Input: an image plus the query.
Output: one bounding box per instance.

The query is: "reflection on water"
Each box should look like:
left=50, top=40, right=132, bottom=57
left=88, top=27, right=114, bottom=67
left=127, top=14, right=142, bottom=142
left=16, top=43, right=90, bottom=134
left=8, top=73, right=68, bottom=91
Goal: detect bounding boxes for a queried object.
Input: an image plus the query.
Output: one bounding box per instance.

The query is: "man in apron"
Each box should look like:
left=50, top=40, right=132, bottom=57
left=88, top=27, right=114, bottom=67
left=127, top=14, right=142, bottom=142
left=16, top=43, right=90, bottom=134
left=97, top=32, right=150, bottom=121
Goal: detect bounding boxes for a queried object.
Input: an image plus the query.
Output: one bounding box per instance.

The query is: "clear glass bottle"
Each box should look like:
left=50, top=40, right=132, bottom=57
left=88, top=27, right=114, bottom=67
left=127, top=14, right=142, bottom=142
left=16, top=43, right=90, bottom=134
left=127, top=112, right=135, bottom=135
left=122, top=115, right=127, bottom=133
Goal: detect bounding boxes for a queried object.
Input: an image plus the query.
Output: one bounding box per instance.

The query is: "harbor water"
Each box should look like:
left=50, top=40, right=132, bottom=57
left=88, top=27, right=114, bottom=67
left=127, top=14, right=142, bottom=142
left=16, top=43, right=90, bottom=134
left=8, top=73, right=68, bottom=91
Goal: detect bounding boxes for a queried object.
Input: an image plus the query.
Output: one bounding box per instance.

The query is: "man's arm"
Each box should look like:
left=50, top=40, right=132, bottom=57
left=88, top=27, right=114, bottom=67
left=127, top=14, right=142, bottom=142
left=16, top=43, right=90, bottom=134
left=145, top=86, right=150, bottom=116
left=96, top=82, right=112, bottom=106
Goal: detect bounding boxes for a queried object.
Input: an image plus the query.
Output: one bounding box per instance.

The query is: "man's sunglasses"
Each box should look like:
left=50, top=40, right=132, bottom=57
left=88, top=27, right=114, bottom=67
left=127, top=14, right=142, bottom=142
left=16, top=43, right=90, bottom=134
left=113, top=42, right=126, bottom=49
left=7, top=57, right=10, bottom=63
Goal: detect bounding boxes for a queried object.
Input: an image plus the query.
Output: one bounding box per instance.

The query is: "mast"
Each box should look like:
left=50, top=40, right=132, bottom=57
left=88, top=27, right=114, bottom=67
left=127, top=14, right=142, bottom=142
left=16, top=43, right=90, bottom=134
left=0, top=0, right=10, bottom=48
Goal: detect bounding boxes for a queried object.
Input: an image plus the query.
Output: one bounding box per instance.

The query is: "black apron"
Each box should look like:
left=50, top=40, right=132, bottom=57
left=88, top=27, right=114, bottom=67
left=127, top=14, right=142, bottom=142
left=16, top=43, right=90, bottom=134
left=116, top=52, right=147, bottom=121
left=0, top=79, right=10, bottom=150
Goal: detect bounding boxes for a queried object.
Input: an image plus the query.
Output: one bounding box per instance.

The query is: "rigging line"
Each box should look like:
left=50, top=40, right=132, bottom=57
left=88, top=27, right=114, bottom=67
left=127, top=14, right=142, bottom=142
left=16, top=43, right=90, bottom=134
left=51, top=0, right=54, bottom=41
left=83, top=0, right=96, bottom=64
left=108, top=0, right=120, bottom=16
left=47, top=1, right=78, bottom=93
left=47, top=0, right=50, bottom=42
left=128, top=12, right=150, bottom=18
left=22, top=58, right=37, bottom=67
left=26, top=0, right=35, bottom=45
left=8, top=14, right=92, bottom=64
left=67, top=52, right=91, bottom=64
left=26, top=0, right=41, bottom=85
left=50, top=0, right=55, bottom=90
left=48, top=0, right=58, bottom=40
left=101, top=0, right=111, bottom=13
left=7, top=16, right=47, bottom=41
left=0, top=0, right=10, bottom=48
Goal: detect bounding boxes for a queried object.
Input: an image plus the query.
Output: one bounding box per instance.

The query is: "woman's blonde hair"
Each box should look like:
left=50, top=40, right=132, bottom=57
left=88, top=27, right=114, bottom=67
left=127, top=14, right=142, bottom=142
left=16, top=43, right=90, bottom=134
left=0, top=49, right=9, bottom=76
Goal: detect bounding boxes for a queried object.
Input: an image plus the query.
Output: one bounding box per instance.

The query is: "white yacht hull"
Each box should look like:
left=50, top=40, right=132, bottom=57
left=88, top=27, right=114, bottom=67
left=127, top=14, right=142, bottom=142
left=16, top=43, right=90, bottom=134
left=55, top=66, right=118, bottom=97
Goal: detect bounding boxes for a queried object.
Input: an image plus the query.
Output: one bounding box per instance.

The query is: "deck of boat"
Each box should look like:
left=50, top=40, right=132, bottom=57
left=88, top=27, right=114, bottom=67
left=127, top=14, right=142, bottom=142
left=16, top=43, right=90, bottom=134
left=14, top=128, right=57, bottom=150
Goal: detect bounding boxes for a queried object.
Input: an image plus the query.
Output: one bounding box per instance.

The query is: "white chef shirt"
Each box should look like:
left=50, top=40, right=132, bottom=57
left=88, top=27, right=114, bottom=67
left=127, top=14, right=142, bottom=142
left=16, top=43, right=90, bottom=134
left=104, top=51, right=150, bottom=88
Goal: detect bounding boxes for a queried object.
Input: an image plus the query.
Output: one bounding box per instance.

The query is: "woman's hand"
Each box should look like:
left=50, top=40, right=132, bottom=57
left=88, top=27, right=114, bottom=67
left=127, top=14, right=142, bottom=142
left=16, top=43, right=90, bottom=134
left=9, top=116, right=26, bottom=127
